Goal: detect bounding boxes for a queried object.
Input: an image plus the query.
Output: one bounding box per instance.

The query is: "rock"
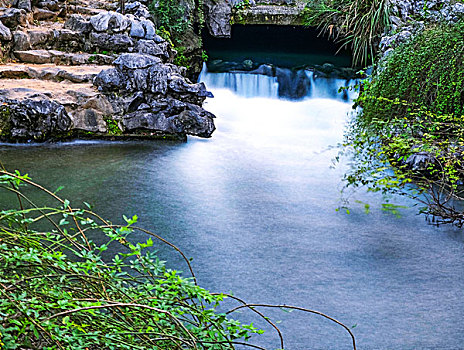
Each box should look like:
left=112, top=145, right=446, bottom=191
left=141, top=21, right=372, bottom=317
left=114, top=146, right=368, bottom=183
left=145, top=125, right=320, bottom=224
left=4, top=99, right=71, bottom=141
left=152, top=34, right=165, bottom=43
left=90, top=11, right=131, bottom=33
left=12, top=30, right=31, bottom=50
left=14, top=50, right=52, bottom=64
left=37, top=0, right=61, bottom=11
left=113, top=53, right=162, bottom=69
left=89, top=32, right=134, bottom=52
left=33, top=8, right=58, bottom=21
left=135, top=40, right=168, bottom=59
left=171, top=104, right=216, bottom=137
left=129, top=19, right=145, bottom=38
left=16, top=0, right=32, bottom=12
left=406, top=152, right=435, bottom=171
left=28, top=30, right=52, bottom=47
left=93, top=52, right=216, bottom=138
left=204, top=0, right=232, bottom=38
left=242, top=59, right=253, bottom=70
left=0, top=8, right=28, bottom=29
left=250, top=64, right=274, bottom=77
left=64, top=14, right=92, bottom=34
left=140, top=19, right=156, bottom=40
left=93, top=68, right=124, bottom=91
left=0, top=20, right=12, bottom=41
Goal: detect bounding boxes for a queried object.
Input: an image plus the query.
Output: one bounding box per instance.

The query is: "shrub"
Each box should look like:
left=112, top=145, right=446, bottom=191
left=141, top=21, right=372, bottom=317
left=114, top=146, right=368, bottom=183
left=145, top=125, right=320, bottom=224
left=0, top=170, right=357, bottom=349
left=304, top=0, right=391, bottom=67
left=342, top=21, right=464, bottom=226
left=149, top=0, right=189, bottom=39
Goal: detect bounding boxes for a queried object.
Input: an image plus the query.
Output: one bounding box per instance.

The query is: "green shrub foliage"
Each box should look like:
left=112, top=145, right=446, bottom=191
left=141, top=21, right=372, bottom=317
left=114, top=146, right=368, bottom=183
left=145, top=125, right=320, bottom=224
left=0, top=170, right=264, bottom=349
left=149, top=0, right=189, bottom=39
left=361, top=21, right=464, bottom=121
left=0, top=170, right=357, bottom=349
left=304, top=0, right=391, bottom=67
left=343, top=21, right=464, bottom=226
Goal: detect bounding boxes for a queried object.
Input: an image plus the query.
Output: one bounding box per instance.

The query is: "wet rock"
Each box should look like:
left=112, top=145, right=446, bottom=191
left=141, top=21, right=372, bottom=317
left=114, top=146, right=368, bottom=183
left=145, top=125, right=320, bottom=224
left=4, top=99, right=71, bottom=141
left=0, top=21, right=12, bottom=41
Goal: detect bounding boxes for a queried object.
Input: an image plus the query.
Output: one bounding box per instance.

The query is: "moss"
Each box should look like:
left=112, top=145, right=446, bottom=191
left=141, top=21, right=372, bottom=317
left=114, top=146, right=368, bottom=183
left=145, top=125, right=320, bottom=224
left=0, top=106, right=12, bottom=139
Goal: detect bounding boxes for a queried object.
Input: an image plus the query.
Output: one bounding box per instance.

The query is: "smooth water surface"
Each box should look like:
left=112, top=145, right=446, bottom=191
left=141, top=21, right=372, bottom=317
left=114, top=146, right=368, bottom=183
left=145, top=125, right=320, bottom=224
left=1, top=72, right=464, bottom=350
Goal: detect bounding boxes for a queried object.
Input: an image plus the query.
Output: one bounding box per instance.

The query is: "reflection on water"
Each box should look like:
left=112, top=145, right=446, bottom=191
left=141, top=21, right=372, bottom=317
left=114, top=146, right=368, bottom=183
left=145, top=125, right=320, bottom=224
left=0, top=70, right=463, bottom=350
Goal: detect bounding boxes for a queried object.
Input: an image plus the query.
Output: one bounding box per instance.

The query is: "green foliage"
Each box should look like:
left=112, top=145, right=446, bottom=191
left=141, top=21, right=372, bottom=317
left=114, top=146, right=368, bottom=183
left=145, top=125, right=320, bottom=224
left=342, top=21, right=464, bottom=226
left=304, top=0, right=391, bottom=67
left=234, top=0, right=251, bottom=10
left=149, top=0, right=189, bottom=40
left=0, top=171, right=265, bottom=349
left=104, top=117, right=122, bottom=136
left=173, top=46, right=191, bottom=69
left=361, top=21, right=464, bottom=121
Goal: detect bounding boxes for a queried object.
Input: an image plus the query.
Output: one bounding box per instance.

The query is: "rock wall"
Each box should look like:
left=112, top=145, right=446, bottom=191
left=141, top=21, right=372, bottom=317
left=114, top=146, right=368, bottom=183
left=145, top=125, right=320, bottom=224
left=380, top=0, right=464, bottom=57
left=0, top=0, right=216, bottom=142
left=204, top=0, right=306, bottom=38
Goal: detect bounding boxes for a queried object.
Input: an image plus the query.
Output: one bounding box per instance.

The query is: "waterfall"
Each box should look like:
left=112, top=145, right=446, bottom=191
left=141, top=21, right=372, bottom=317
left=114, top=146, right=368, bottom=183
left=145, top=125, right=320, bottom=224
left=199, top=64, right=279, bottom=99
left=199, top=63, right=358, bottom=101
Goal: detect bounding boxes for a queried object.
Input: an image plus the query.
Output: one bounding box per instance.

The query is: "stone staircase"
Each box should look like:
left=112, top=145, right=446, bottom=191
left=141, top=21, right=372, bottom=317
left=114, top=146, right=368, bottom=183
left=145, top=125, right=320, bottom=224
left=0, top=0, right=215, bottom=142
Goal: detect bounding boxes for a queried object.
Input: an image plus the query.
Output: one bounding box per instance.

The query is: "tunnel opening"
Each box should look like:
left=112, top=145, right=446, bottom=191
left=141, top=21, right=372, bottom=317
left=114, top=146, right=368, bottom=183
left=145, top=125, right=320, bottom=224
left=202, top=25, right=353, bottom=71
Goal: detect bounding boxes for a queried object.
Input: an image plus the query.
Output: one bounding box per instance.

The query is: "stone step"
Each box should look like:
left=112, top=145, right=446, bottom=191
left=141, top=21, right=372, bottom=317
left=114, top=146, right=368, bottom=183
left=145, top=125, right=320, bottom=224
left=13, top=26, right=86, bottom=52
left=13, top=49, right=115, bottom=65
left=0, top=78, right=97, bottom=108
left=0, top=63, right=112, bottom=83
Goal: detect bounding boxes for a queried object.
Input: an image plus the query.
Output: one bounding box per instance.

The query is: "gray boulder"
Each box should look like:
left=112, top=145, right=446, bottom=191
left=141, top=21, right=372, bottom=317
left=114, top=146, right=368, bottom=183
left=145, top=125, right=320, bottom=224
left=135, top=40, right=168, bottom=59
left=0, top=21, right=12, bottom=41
left=64, top=14, right=92, bottom=34
left=114, top=53, right=162, bottom=69
left=0, top=8, right=28, bottom=29
left=90, top=11, right=131, bottom=33
left=129, top=19, right=145, bottom=38
left=140, top=19, right=156, bottom=40
left=3, top=99, right=71, bottom=141
left=204, top=0, right=232, bottom=38
left=89, top=32, right=134, bottom=52
left=12, top=31, right=31, bottom=50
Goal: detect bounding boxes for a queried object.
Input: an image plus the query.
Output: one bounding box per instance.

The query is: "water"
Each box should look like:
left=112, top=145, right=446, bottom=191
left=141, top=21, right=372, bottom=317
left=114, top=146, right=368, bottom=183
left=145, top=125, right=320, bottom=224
left=1, top=69, right=464, bottom=350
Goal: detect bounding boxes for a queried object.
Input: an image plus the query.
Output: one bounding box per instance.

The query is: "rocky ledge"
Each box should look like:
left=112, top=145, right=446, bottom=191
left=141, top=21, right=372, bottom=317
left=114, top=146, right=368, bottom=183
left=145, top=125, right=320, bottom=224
left=0, top=0, right=216, bottom=142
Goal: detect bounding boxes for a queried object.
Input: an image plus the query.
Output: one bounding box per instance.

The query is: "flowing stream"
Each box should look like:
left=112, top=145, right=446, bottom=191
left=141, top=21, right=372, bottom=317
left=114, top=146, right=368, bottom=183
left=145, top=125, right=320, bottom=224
left=1, top=67, right=464, bottom=349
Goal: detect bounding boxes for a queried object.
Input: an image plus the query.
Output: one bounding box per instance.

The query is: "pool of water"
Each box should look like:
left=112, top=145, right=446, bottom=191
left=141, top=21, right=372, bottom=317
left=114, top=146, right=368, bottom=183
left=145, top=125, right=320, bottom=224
left=1, top=70, right=463, bottom=350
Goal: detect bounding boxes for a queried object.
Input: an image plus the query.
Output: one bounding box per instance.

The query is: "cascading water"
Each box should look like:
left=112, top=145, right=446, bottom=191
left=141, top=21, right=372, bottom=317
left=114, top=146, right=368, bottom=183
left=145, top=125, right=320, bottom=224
left=198, top=64, right=279, bottom=99
left=199, top=63, right=358, bottom=101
